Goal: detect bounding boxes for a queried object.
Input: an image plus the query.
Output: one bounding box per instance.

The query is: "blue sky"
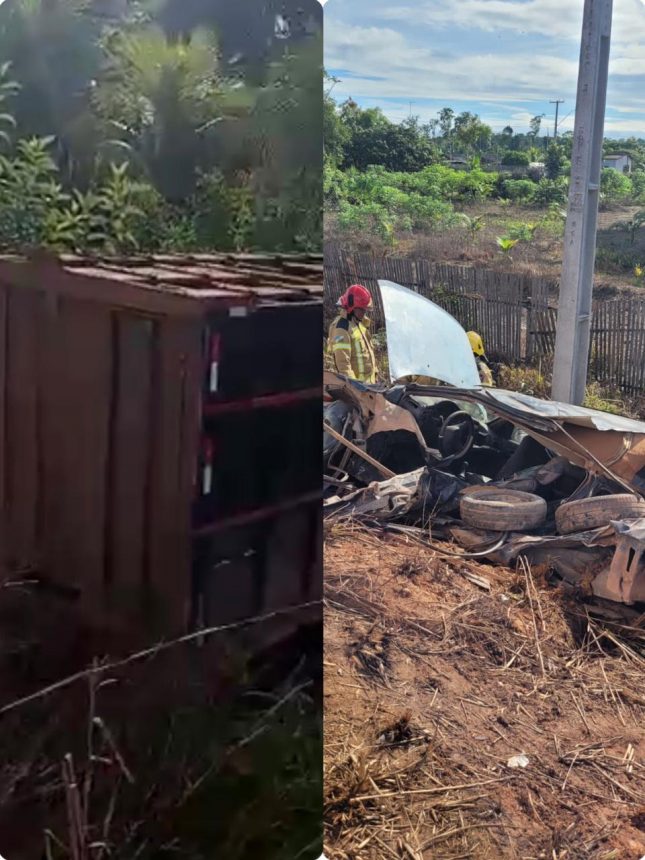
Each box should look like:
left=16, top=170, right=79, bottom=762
left=323, top=0, right=645, bottom=138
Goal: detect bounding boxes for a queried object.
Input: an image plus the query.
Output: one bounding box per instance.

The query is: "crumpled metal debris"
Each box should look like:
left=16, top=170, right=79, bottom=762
left=324, top=281, right=645, bottom=607
left=592, top=518, right=645, bottom=604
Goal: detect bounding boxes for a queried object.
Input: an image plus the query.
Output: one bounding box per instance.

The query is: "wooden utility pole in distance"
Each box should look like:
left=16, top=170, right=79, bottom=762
left=552, top=0, right=613, bottom=404
left=550, top=99, right=565, bottom=139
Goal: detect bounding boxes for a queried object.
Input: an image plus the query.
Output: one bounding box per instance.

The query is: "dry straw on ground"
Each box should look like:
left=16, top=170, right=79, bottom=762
left=323, top=520, right=645, bottom=860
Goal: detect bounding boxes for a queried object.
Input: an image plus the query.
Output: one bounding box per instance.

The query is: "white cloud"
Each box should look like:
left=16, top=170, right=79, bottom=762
left=612, top=103, right=645, bottom=113
left=377, top=0, right=645, bottom=49
left=325, top=3, right=645, bottom=136
left=379, top=0, right=582, bottom=40
left=604, top=117, right=645, bottom=134
left=326, top=22, right=579, bottom=102
left=610, top=56, right=645, bottom=75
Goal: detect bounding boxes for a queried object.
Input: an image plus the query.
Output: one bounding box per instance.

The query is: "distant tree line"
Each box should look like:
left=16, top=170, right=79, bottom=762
left=324, top=73, right=645, bottom=182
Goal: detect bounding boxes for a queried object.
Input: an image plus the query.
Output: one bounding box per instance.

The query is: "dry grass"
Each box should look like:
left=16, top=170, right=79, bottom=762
left=496, top=365, right=552, bottom=400
left=495, top=363, right=645, bottom=419
left=323, top=522, right=645, bottom=860
left=326, top=202, right=644, bottom=295
left=0, top=589, right=323, bottom=860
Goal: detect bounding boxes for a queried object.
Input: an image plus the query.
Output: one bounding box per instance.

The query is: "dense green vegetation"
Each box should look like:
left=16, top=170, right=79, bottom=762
left=324, top=78, right=645, bottom=249
left=0, top=0, right=322, bottom=254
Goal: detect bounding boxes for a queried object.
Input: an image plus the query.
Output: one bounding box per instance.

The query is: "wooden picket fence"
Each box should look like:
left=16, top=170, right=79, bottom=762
left=324, top=247, right=645, bottom=395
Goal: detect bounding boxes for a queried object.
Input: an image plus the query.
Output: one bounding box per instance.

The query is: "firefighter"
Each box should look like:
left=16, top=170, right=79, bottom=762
left=467, top=331, right=494, bottom=387
left=327, top=284, right=377, bottom=383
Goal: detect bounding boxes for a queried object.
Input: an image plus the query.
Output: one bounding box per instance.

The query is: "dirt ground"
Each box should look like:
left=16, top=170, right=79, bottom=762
left=324, top=523, right=645, bottom=860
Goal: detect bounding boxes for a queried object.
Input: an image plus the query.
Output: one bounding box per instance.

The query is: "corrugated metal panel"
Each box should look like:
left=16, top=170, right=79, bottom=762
left=5, top=288, right=40, bottom=571
left=0, top=253, right=322, bottom=639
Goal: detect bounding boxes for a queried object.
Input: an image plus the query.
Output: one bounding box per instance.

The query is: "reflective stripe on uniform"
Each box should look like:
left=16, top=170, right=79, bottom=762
left=353, top=326, right=367, bottom=378
left=330, top=315, right=375, bottom=382
left=354, top=341, right=365, bottom=377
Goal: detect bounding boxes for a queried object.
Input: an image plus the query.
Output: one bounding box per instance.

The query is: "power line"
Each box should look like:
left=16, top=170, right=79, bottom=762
left=550, top=99, right=565, bottom=139
left=556, top=107, right=576, bottom=132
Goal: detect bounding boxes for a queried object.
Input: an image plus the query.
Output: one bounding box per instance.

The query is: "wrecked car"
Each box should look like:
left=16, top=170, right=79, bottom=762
left=324, top=279, right=645, bottom=605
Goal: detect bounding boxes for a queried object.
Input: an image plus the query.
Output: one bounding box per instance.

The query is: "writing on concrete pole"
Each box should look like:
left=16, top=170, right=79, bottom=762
left=551, top=0, right=613, bottom=405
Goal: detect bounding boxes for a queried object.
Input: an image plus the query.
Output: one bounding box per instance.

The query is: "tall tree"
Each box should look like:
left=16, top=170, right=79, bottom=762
left=545, top=142, right=563, bottom=179
left=438, top=106, right=454, bottom=140
left=336, top=101, right=440, bottom=172
left=92, top=25, right=254, bottom=199
left=529, top=114, right=542, bottom=141
left=453, top=111, right=492, bottom=153
left=323, top=70, right=347, bottom=166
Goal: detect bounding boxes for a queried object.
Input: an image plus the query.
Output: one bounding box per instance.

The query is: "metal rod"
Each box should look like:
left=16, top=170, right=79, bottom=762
left=323, top=421, right=396, bottom=479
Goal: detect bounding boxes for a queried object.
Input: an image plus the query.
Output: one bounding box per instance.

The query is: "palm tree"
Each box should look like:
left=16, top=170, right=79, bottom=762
left=92, top=25, right=254, bottom=199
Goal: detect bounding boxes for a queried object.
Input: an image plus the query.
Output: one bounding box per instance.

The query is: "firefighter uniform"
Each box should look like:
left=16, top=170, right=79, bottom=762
left=476, top=358, right=494, bottom=387
left=467, top=331, right=494, bottom=387
left=327, top=310, right=377, bottom=384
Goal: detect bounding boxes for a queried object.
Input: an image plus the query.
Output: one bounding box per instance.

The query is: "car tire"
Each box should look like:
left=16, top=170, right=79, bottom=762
left=459, top=487, right=547, bottom=532
left=555, top=494, right=645, bottom=535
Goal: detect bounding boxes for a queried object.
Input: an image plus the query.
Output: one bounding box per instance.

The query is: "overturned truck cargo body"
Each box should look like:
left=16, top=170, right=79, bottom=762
left=0, top=253, right=323, bottom=640
left=324, top=280, right=645, bottom=607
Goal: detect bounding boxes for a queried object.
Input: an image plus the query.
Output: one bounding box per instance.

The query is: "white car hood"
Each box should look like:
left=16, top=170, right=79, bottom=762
left=378, top=279, right=481, bottom=389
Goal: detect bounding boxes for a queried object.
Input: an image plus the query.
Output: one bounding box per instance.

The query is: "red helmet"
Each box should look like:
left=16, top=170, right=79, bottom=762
left=340, top=284, right=372, bottom=311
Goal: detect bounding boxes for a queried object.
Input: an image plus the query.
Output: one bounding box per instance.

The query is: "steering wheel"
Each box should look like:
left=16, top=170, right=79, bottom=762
left=437, top=410, right=476, bottom=460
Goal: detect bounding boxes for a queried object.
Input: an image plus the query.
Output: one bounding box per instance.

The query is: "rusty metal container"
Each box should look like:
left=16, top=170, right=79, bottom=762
left=0, top=253, right=322, bottom=636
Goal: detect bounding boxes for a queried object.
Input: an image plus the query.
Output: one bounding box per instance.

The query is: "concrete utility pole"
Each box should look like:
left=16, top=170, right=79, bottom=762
left=550, top=99, right=565, bottom=139
left=551, top=0, right=613, bottom=404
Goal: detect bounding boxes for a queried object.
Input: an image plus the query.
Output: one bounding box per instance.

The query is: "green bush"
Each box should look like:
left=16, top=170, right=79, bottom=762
left=450, top=168, right=497, bottom=201
left=0, top=137, right=64, bottom=247
left=401, top=193, right=454, bottom=227
left=337, top=200, right=395, bottom=244
left=326, top=163, right=461, bottom=240
left=501, top=179, right=536, bottom=203
left=323, top=162, right=346, bottom=207
left=595, top=245, right=641, bottom=274
left=0, top=127, right=320, bottom=255
left=538, top=203, right=567, bottom=237
left=0, top=135, right=267, bottom=254
left=531, top=178, right=568, bottom=207
left=600, top=168, right=633, bottom=202
left=507, top=221, right=537, bottom=242
left=501, top=151, right=530, bottom=167
left=631, top=169, right=645, bottom=201
left=545, top=143, right=564, bottom=180
left=0, top=138, right=164, bottom=253
left=192, top=170, right=255, bottom=251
